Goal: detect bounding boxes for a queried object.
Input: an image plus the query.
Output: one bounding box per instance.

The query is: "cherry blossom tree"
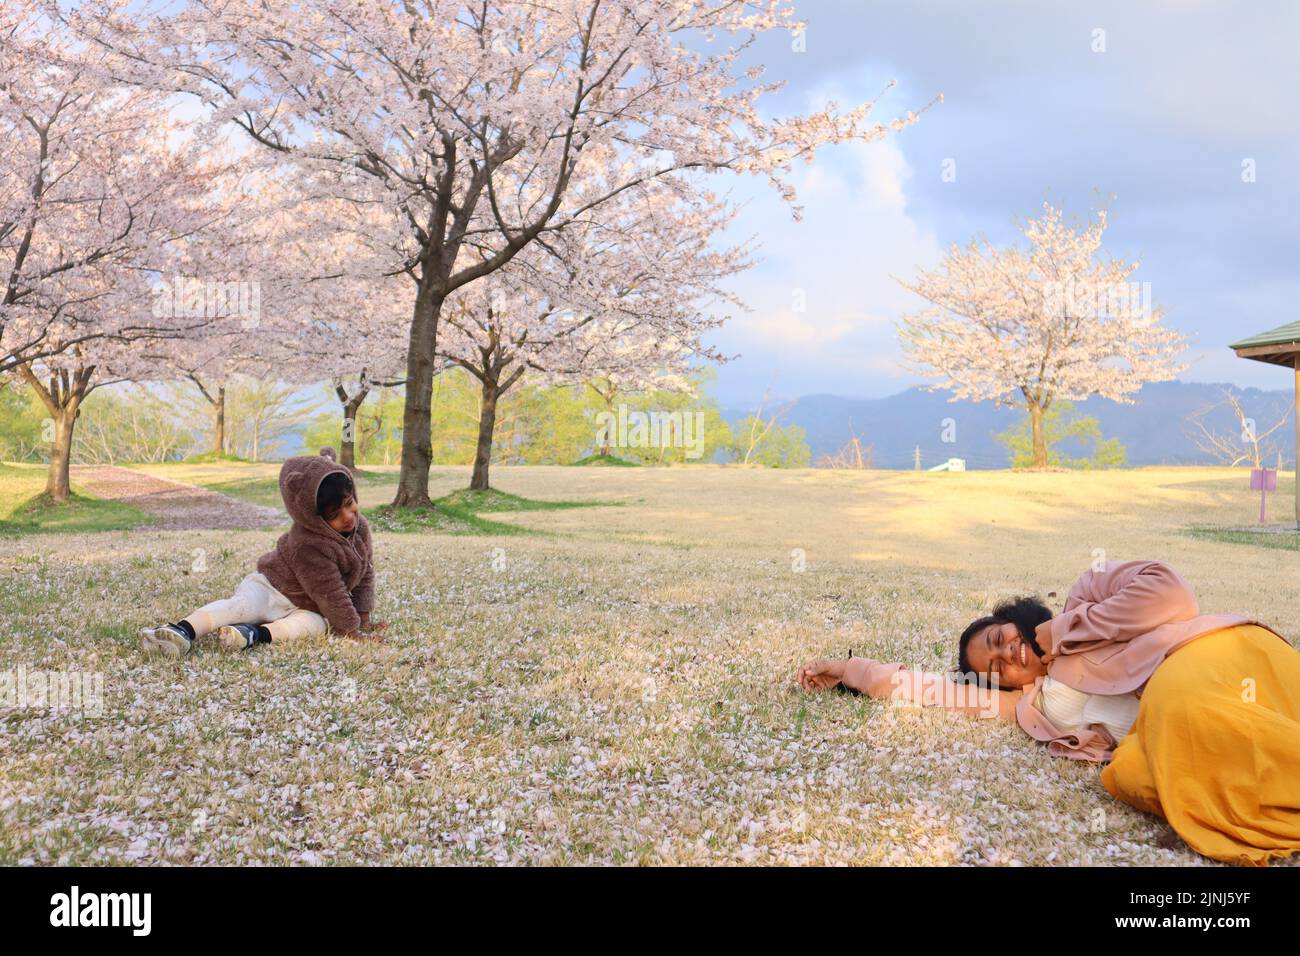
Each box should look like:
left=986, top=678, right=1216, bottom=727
left=441, top=180, right=748, bottom=489
left=139, top=164, right=301, bottom=458
left=158, top=330, right=247, bottom=457
left=897, top=203, right=1188, bottom=468
left=3, top=6, right=246, bottom=500
left=61, top=0, right=931, bottom=506
left=251, top=187, right=411, bottom=471
left=290, top=272, right=410, bottom=473
left=1, top=4, right=220, bottom=383
left=286, top=307, right=410, bottom=472
left=25, top=179, right=261, bottom=500
left=139, top=165, right=408, bottom=465
left=586, top=356, right=712, bottom=458
left=19, top=335, right=176, bottom=501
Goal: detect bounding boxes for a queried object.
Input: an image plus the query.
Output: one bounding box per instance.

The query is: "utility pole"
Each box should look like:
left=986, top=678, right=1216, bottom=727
left=914, top=446, right=921, bottom=471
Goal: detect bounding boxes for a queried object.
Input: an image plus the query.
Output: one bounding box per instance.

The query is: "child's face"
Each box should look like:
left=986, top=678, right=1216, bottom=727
left=327, top=495, right=359, bottom=534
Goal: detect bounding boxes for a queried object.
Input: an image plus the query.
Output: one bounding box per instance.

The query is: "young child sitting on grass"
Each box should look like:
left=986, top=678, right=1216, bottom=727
left=140, top=447, right=384, bottom=656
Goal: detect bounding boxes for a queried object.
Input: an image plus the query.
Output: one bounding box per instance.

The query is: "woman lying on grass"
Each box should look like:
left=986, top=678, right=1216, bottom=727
left=798, top=559, right=1300, bottom=866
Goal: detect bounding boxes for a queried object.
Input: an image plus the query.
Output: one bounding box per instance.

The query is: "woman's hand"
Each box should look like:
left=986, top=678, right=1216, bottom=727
left=345, top=628, right=387, bottom=643
left=797, top=659, right=847, bottom=692
left=361, top=620, right=388, bottom=634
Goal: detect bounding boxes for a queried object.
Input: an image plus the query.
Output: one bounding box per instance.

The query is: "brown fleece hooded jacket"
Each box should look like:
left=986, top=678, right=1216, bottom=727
left=256, top=447, right=375, bottom=635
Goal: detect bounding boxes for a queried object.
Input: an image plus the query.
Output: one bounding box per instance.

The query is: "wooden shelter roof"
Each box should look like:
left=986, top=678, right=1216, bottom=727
left=1231, top=322, right=1300, bottom=366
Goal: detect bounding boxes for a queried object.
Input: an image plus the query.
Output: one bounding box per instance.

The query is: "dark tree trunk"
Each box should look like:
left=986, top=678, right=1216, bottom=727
left=1029, top=402, right=1048, bottom=468
left=336, top=382, right=370, bottom=472
left=470, top=376, right=500, bottom=491
left=18, top=363, right=92, bottom=504
left=593, top=382, right=616, bottom=457
left=46, top=408, right=76, bottom=502
left=393, top=287, right=442, bottom=507
left=213, top=386, right=226, bottom=456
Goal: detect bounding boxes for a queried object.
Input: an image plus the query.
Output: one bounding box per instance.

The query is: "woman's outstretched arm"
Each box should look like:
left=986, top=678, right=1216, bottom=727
left=797, top=657, right=1021, bottom=722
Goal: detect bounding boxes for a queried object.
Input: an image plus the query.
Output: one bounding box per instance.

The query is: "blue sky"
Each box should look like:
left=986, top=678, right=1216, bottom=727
left=704, top=0, right=1300, bottom=407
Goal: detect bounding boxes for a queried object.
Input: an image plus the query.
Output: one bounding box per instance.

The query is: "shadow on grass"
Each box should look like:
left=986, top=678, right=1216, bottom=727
left=0, top=490, right=150, bottom=537
left=366, top=487, right=615, bottom=535
left=1183, top=525, right=1300, bottom=551
left=567, top=453, right=640, bottom=467
left=182, top=451, right=250, bottom=464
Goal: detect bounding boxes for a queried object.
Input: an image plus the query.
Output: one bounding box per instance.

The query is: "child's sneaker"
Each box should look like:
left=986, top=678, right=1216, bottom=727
left=215, top=623, right=261, bottom=653
left=140, top=623, right=192, bottom=658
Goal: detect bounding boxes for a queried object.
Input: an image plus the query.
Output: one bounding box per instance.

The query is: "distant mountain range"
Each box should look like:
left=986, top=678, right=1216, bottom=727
left=724, top=381, right=1297, bottom=469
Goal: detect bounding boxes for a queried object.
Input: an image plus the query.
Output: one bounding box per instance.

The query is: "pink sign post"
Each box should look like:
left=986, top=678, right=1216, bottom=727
left=1251, top=468, right=1278, bottom=524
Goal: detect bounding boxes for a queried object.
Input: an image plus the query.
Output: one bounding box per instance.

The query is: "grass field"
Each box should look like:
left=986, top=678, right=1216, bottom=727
left=2, top=463, right=1298, bottom=865
left=127, top=460, right=405, bottom=512
left=0, top=463, right=151, bottom=535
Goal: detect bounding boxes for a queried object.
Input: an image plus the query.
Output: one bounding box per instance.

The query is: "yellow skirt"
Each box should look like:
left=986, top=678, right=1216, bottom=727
left=1100, top=623, right=1300, bottom=866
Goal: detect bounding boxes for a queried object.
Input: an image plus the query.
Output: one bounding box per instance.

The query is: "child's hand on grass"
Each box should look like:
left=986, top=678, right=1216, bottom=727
left=353, top=615, right=388, bottom=641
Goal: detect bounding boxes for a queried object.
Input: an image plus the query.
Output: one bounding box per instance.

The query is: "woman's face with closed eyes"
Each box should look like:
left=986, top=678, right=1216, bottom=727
left=964, top=620, right=1049, bottom=689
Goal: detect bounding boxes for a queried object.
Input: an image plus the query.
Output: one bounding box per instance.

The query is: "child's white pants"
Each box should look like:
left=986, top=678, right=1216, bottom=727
left=186, top=572, right=327, bottom=643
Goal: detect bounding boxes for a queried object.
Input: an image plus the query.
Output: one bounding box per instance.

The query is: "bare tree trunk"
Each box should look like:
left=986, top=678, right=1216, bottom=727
left=213, top=385, right=226, bottom=456
left=1029, top=402, right=1049, bottom=468
left=742, top=391, right=788, bottom=465
left=360, top=408, right=383, bottom=464
left=470, top=375, right=499, bottom=491
left=591, top=381, right=616, bottom=457
left=336, top=382, right=369, bottom=472
left=46, top=408, right=76, bottom=501
left=18, top=363, right=93, bottom=504
left=394, top=288, right=442, bottom=507
left=342, top=394, right=364, bottom=470
left=658, top=417, right=672, bottom=464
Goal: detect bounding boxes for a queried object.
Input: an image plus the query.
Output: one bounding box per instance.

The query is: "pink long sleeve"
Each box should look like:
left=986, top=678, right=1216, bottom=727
left=844, top=658, right=906, bottom=695
left=844, top=659, right=1001, bottom=717
left=1043, top=560, right=1200, bottom=658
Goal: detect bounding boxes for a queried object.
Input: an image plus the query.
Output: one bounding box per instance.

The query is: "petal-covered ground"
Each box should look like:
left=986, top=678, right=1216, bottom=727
left=2, top=464, right=1297, bottom=865
left=69, top=465, right=283, bottom=530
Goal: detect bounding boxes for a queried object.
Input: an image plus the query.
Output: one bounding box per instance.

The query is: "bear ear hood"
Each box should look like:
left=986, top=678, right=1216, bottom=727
left=279, top=447, right=352, bottom=533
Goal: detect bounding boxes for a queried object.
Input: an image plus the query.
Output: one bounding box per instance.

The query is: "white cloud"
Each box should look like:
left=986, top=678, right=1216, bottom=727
left=710, top=131, right=943, bottom=402
left=744, top=314, right=855, bottom=348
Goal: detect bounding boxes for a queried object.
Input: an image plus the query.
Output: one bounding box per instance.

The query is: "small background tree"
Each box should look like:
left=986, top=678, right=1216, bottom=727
left=996, top=400, right=1127, bottom=469
left=1186, top=387, right=1292, bottom=469
left=898, top=202, right=1186, bottom=468
left=726, top=418, right=811, bottom=468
